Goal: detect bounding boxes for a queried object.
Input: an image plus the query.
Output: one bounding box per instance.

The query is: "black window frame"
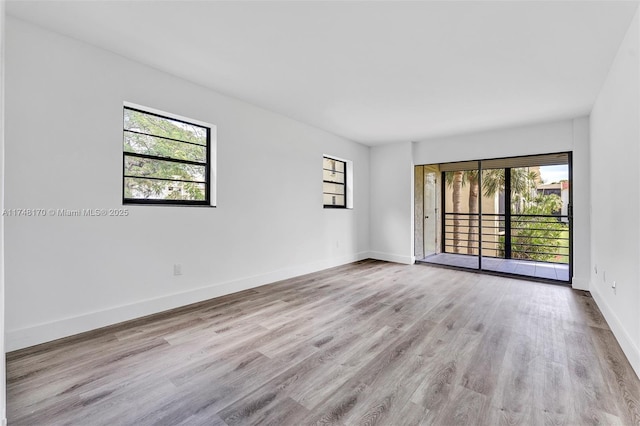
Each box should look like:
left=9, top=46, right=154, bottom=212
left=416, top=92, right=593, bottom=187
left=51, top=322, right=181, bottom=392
left=323, top=156, right=347, bottom=209
left=123, top=106, right=212, bottom=206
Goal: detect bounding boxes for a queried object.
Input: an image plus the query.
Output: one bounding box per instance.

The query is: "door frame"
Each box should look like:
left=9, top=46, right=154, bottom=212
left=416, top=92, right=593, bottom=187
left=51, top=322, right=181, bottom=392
left=415, top=151, right=573, bottom=284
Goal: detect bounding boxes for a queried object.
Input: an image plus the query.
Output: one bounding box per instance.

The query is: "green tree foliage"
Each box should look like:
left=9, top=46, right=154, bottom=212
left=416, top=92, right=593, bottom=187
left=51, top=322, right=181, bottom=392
left=124, top=109, right=208, bottom=201
left=503, top=194, right=568, bottom=262
left=481, top=168, right=539, bottom=212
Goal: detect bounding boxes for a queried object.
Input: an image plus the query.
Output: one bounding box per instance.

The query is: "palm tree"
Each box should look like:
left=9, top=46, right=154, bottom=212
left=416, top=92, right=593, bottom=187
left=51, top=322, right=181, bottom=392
left=446, top=167, right=538, bottom=255
left=451, top=171, right=463, bottom=253
left=482, top=168, right=538, bottom=212
left=446, top=170, right=475, bottom=254
left=463, top=170, right=480, bottom=254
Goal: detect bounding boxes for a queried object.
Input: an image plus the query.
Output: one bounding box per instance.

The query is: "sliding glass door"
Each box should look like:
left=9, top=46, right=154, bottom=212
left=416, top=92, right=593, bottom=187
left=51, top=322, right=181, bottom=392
left=416, top=152, right=572, bottom=283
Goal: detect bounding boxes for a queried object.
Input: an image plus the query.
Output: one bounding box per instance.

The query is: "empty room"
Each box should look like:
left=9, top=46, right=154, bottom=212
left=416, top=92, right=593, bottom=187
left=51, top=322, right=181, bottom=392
left=2, top=0, right=640, bottom=425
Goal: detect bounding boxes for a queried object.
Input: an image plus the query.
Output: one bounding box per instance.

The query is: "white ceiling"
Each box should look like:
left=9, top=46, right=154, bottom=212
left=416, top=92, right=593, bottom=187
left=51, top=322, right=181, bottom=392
left=7, top=1, right=639, bottom=146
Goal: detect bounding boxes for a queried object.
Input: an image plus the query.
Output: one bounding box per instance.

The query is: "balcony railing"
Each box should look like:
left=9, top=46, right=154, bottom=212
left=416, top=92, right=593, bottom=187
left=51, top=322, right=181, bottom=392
left=443, top=212, right=569, bottom=264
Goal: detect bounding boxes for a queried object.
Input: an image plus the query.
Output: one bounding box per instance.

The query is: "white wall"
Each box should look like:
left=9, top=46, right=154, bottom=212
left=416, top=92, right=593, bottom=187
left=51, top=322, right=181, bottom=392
left=369, top=117, right=591, bottom=288
left=590, top=8, right=640, bottom=376
left=0, top=0, right=6, bottom=423
left=369, top=142, right=414, bottom=264
left=4, top=17, right=370, bottom=351
left=571, top=117, right=591, bottom=291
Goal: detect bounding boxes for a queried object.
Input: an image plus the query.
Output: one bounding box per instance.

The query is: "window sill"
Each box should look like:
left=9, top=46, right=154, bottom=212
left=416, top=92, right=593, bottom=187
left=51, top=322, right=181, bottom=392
left=124, top=202, right=216, bottom=208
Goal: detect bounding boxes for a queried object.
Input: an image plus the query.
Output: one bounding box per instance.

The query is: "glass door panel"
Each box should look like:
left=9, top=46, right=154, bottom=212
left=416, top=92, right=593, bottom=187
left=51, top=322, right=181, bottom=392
left=441, top=163, right=480, bottom=270
left=509, top=164, right=570, bottom=280
left=480, top=167, right=507, bottom=273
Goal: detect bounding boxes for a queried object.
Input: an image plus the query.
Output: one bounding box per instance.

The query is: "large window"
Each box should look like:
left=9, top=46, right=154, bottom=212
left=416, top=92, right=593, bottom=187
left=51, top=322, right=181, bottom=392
left=123, top=105, right=212, bottom=205
left=323, top=156, right=347, bottom=208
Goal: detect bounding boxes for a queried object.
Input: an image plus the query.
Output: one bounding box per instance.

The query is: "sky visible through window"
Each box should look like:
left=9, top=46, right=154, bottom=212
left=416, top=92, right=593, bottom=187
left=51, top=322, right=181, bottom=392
left=540, top=165, right=568, bottom=184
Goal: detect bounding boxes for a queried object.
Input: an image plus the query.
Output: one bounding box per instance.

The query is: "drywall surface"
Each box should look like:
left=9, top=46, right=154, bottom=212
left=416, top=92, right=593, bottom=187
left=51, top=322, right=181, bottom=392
left=570, top=117, right=590, bottom=291
left=0, top=0, right=7, bottom=422
left=369, top=142, right=413, bottom=264
left=4, top=17, right=370, bottom=350
left=590, top=8, right=640, bottom=377
left=413, top=119, right=576, bottom=166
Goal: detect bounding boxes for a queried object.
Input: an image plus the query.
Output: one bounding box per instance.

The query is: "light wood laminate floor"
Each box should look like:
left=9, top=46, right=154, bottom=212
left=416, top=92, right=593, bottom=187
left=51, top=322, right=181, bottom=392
left=7, top=260, right=640, bottom=425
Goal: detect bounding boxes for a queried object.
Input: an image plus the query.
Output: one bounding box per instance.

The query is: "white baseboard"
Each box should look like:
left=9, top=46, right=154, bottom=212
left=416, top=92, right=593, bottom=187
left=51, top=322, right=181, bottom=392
left=591, top=285, right=640, bottom=379
left=368, top=251, right=414, bottom=265
left=6, top=252, right=370, bottom=352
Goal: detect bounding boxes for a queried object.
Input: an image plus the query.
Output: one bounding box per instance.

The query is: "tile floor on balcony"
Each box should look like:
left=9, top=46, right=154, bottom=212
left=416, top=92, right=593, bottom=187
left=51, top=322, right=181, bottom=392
left=419, top=253, right=570, bottom=282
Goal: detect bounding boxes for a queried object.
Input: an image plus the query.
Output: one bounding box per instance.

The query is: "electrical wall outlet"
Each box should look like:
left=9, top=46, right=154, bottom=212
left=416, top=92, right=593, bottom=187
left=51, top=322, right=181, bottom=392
left=173, top=264, right=182, bottom=276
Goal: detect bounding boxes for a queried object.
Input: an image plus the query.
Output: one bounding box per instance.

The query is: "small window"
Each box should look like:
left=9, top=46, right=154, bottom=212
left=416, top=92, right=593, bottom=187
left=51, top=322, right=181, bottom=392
left=123, top=105, right=212, bottom=205
left=323, top=156, right=347, bottom=208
